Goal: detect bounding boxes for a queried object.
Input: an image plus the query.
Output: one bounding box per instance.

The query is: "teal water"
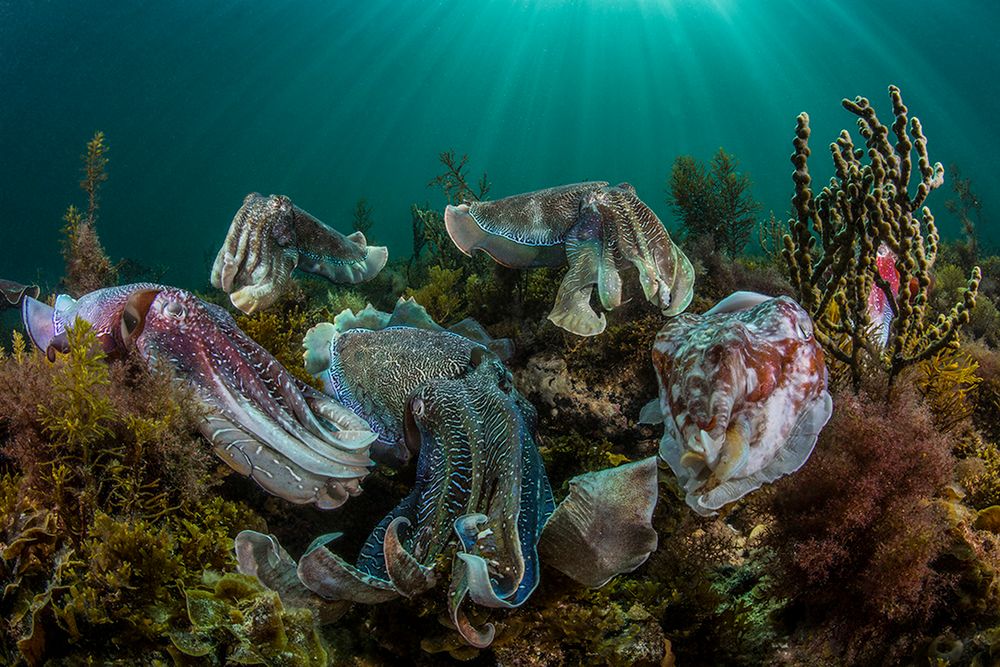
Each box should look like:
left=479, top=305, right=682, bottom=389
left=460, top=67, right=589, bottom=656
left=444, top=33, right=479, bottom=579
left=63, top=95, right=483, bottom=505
left=1, top=0, right=996, bottom=290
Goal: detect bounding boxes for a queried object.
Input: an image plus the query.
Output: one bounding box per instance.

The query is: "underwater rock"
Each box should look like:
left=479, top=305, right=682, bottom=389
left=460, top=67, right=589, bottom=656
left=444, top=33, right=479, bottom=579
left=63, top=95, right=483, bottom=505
left=643, top=291, right=832, bottom=515
left=0, top=279, right=39, bottom=307
left=516, top=352, right=631, bottom=434
left=20, top=283, right=376, bottom=509
left=211, top=193, right=388, bottom=314
left=236, top=298, right=659, bottom=648
left=444, top=182, right=694, bottom=336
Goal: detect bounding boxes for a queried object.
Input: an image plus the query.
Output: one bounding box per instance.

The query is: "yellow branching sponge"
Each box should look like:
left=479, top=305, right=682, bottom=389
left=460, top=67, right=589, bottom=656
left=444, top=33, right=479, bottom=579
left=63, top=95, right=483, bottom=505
left=782, top=85, right=980, bottom=389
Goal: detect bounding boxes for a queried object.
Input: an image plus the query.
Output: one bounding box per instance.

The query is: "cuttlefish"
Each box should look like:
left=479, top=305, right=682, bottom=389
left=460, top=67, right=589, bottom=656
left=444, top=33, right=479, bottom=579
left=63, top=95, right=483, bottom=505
left=0, top=279, right=39, bottom=308
left=641, top=291, right=832, bottom=515
left=444, top=182, right=695, bottom=336
left=211, top=193, right=388, bottom=314
left=20, top=283, right=376, bottom=509
left=236, top=299, right=659, bottom=647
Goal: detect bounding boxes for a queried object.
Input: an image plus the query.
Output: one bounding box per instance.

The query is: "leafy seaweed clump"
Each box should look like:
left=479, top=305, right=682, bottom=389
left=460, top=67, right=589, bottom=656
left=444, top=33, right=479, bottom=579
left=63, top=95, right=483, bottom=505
left=60, top=132, right=118, bottom=297
left=0, top=326, right=324, bottom=664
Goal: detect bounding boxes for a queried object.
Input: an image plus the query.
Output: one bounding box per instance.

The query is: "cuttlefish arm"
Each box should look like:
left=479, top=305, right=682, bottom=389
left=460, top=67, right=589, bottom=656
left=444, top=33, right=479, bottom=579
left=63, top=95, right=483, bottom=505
left=135, top=289, right=376, bottom=508
left=21, top=283, right=377, bottom=510
left=211, top=193, right=388, bottom=314
left=233, top=530, right=351, bottom=624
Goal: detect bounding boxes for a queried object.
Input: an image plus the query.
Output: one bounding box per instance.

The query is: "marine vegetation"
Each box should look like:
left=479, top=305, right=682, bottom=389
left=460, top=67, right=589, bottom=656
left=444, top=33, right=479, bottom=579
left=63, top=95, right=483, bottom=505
left=351, top=197, right=374, bottom=237
left=759, top=380, right=956, bottom=664
left=237, top=299, right=659, bottom=648
left=0, top=324, right=333, bottom=665
left=211, top=193, right=388, bottom=314
left=782, top=85, right=980, bottom=389
left=445, top=181, right=695, bottom=336
left=943, top=163, right=986, bottom=270
left=60, top=131, right=118, bottom=297
left=668, top=147, right=762, bottom=259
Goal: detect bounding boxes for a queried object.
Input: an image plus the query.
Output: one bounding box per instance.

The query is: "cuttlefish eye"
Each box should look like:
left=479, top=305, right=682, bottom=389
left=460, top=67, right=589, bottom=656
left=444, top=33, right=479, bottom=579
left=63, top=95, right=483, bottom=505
left=164, top=300, right=186, bottom=319
left=411, top=397, right=425, bottom=418
left=498, top=370, right=513, bottom=394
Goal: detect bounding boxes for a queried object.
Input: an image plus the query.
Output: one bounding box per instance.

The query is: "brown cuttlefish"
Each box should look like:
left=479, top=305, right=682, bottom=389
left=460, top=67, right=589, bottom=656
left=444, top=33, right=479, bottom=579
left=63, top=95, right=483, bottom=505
left=641, top=291, right=832, bottom=515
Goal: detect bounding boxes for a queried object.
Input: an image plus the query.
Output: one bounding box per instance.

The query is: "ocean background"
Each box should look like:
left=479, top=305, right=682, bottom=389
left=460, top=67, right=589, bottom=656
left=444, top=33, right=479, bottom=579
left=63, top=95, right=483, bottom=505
left=1, top=0, right=996, bottom=291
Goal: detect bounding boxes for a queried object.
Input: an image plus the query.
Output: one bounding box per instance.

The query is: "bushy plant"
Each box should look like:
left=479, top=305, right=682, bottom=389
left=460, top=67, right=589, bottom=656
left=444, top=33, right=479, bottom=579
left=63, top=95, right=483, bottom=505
left=761, top=382, right=955, bottom=663
left=667, top=147, right=761, bottom=258
left=0, top=326, right=330, bottom=663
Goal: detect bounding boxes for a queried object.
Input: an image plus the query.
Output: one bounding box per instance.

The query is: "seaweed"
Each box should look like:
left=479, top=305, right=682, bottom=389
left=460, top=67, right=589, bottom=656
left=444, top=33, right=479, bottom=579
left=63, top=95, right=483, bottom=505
left=352, top=197, right=374, bottom=237
left=0, top=324, right=331, bottom=664
left=760, top=380, right=955, bottom=664
left=60, top=132, right=117, bottom=297
left=668, top=147, right=762, bottom=258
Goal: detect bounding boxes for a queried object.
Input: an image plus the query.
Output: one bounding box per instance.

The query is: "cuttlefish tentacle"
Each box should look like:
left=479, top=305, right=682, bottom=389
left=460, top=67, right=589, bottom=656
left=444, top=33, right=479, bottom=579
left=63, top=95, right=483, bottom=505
left=211, top=193, right=388, bottom=314
left=233, top=530, right=350, bottom=624
left=445, top=182, right=694, bottom=336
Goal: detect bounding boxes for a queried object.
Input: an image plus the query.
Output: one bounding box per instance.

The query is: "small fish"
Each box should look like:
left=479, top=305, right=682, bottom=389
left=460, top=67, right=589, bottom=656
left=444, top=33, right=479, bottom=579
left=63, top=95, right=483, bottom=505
left=867, top=243, right=900, bottom=348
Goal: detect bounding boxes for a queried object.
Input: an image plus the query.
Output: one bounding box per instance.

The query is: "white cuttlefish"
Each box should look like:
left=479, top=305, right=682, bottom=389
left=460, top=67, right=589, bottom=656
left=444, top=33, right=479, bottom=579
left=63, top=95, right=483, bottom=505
left=640, top=291, right=833, bottom=515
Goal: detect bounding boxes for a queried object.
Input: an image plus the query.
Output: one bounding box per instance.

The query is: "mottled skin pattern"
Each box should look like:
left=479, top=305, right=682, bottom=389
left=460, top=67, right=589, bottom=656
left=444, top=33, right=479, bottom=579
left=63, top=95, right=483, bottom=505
left=318, top=328, right=478, bottom=467
left=299, top=313, right=553, bottom=646
left=211, top=193, right=388, bottom=314
left=20, top=284, right=376, bottom=509
left=444, top=182, right=694, bottom=336
left=0, top=279, right=39, bottom=307
left=236, top=300, right=659, bottom=648
left=648, top=292, right=832, bottom=515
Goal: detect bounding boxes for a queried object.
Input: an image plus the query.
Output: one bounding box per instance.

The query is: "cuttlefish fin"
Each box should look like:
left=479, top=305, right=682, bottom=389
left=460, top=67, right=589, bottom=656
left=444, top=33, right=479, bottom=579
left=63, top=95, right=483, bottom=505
left=705, top=291, right=773, bottom=316
left=754, top=390, right=833, bottom=484
left=1, top=280, right=39, bottom=307
left=21, top=297, right=55, bottom=353
left=330, top=302, right=391, bottom=334
left=302, top=322, right=337, bottom=375
left=538, top=457, right=659, bottom=588
left=447, top=318, right=515, bottom=363
left=385, top=296, right=444, bottom=330
left=444, top=203, right=568, bottom=269
left=233, top=531, right=350, bottom=624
